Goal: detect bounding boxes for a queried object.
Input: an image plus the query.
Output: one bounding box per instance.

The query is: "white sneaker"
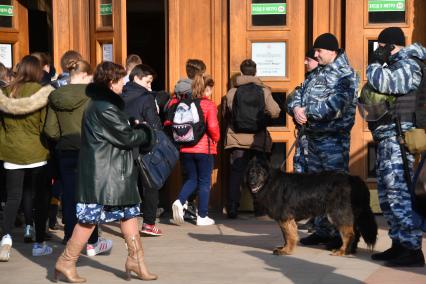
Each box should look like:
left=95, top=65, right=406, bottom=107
left=172, top=200, right=185, bottom=225
left=32, top=242, right=53, bottom=256
left=0, top=234, right=12, bottom=262
left=86, top=238, right=113, bottom=257
left=196, top=216, right=215, bottom=226
left=24, top=225, right=34, bottom=243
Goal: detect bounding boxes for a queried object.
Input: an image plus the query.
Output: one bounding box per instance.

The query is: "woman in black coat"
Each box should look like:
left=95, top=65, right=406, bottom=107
left=54, top=61, right=157, bottom=282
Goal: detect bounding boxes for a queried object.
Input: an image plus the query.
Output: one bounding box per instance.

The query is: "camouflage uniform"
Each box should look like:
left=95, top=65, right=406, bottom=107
left=287, top=69, right=320, bottom=173
left=293, top=135, right=309, bottom=173
left=367, top=43, right=426, bottom=250
left=289, top=51, right=359, bottom=237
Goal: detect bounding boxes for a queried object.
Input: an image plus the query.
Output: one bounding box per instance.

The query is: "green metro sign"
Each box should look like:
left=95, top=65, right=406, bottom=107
left=252, top=3, right=287, bottom=15
left=100, top=3, right=113, bottom=16
left=0, top=5, right=13, bottom=17
left=368, top=0, right=405, bottom=12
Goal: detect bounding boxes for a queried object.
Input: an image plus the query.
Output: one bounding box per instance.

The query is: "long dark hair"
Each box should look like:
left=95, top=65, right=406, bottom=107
left=9, top=55, right=43, bottom=97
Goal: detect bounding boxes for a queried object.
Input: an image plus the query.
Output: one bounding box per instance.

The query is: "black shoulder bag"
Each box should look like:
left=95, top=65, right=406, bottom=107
left=136, top=128, right=179, bottom=190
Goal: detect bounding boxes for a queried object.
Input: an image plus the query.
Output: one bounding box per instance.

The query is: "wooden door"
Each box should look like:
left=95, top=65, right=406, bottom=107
left=0, top=0, right=28, bottom=68
left=52, top=0, right=90, bottom=70
left=89, top=0, right=127, bottom=66
left=166, top=0, right=228, bottom=208
left=229, top=0, right=306, bottom=172
left=229, top=0, right=306, bottom=210
left=346, top=0, right=426, bottom=182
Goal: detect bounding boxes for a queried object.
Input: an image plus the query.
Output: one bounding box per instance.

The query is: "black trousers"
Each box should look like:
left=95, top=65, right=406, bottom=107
left=58, top=151, right=98, bottom=244
left=138, top=173, right=159, bottom=225
left=227, top=149, right=266, bottom=216
left=1, top=166, right=50, bottom=243
left=0, top=162, right=5, bottom=204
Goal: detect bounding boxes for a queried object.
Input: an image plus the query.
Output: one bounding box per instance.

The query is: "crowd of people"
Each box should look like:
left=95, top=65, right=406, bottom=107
left=0, top=25, right=424, bottom=282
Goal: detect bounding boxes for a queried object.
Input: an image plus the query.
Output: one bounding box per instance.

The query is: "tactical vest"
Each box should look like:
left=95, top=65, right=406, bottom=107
left=368, top=58, right=426, bottom=131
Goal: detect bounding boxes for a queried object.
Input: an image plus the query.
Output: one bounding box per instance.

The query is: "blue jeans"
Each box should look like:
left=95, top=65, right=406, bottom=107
left=178, top=153, right=214, bottom=218
left=59, top=151, right=98, bottom=244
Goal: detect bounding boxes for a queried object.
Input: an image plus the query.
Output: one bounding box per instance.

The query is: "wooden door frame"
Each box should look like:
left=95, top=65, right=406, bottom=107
left=0, top=0, right=28, bottom=67
left=89, top=0, right=127, bottom=66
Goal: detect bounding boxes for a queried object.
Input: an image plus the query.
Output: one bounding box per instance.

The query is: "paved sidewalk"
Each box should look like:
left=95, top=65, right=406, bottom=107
left=0, top=214, right=425, bottom=284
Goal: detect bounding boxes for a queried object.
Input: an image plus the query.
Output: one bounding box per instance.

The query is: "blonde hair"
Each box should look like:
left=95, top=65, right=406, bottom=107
left=126, top=54, right=142, bottom=71
left=192, top=74, right=214, bottom=99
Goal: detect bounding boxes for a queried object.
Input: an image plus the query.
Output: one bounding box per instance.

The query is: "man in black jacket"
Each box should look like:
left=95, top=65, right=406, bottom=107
left=122, top=64, right=164, bottom=236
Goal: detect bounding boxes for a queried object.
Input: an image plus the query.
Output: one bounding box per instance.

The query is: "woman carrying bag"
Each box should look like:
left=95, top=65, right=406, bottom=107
left=44, top=59, right=113, bottom=256
left=54, top=61, right=157, bottom=282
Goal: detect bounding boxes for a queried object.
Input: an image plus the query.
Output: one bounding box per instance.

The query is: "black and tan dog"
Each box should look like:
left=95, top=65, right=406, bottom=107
left=245, top=156, right=378, bottom=256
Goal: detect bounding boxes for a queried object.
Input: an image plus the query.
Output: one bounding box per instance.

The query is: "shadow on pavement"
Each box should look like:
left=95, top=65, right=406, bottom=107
left=245, top=250, right=364, bottom=284
left=10, top=232, right=127, bottom=282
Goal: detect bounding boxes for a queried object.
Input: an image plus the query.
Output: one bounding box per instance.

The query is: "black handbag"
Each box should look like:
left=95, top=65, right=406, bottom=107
left=136, top=129, right=179, bottom=190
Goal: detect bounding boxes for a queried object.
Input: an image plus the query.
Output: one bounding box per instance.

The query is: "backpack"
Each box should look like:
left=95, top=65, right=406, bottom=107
left=166, top=96, right=206, bottom=146
left=232, top=83, right=266, bottom=133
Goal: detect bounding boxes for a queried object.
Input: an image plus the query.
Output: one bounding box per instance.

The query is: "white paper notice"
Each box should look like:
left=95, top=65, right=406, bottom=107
left=102, top=43, right=113, bottom=62
left=252, top=42, right=286, bottom=77
left=0, top=44, right=12, bottom=68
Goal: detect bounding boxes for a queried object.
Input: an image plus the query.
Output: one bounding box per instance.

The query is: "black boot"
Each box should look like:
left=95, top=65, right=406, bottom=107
left=297, top=218, right=315, bottom=232
left=371, top=241, right=402, bottom=261
left=300, top=233, right=331, bottom=246
left=227, top=202, right=238, bottom=219
left=385, top=247, right=425, bottom=267
left=325, top=236, right=343, bottom=251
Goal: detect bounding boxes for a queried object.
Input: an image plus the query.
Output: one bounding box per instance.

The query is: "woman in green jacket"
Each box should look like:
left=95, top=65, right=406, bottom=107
left=54, top=61, right=157, bottom=282
left=0, top=55, right=54, bottom=261
left=44, top=59, right=113, bottom=256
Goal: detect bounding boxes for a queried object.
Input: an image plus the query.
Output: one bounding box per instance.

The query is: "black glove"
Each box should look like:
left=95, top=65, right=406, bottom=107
left=134, top=123, right=157, bottom=154
left=370, top=44, right=394, bottom=65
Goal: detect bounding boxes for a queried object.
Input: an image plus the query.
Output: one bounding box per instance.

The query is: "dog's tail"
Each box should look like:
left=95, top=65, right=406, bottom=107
left=350, top=176, right=378, bottom=248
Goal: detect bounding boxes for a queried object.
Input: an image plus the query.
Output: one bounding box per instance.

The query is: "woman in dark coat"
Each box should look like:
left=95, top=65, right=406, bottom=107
left=54, top=61, right=157, bottom=282
left=44, top=59, right=113, bottom=255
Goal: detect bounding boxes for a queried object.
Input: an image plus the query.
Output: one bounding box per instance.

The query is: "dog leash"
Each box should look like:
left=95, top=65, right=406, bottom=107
left=280, top=141, right=297, bottom=172
left=280, top=127, right=304, bottom=172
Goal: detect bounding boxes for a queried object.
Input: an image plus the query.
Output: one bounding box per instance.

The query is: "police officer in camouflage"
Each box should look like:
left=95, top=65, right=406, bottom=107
left=287, top=49, right=320, bottom=232
left=366, top=27, right=425, bottom=267
left=287, top=48, right=319, bottom=174
left=288, top=33, right=359, bottom=250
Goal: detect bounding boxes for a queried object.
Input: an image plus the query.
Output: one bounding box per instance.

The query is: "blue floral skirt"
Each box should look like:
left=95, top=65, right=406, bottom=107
left=76, top=203, right=140, bottom=224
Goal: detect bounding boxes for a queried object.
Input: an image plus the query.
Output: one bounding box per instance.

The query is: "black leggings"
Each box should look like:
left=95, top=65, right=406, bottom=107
left=1, top=166, right=50, bottom=243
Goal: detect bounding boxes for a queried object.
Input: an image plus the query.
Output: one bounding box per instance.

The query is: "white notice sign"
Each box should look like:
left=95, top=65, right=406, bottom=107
left=102, top=43, right=113, bottom=62
left=0, top=44, right=12, bottom=68
left=252, top=42, right=286, bottom=77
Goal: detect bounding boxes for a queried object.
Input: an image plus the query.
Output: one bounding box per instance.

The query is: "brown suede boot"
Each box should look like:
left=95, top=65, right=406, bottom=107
left=54, top=240, right=86, bottom=283
left=124, top=235, right=158, bottom=281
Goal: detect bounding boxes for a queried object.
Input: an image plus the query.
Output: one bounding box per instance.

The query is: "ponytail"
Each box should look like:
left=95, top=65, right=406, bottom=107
left=192, top=73, right=205, bottom=99
left=66, top=60, right=93, bottom=77
left=192, top=74, right=215, bottom=99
